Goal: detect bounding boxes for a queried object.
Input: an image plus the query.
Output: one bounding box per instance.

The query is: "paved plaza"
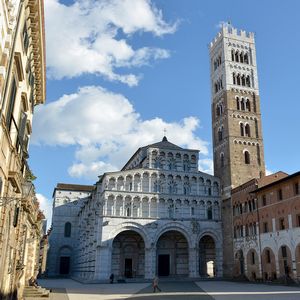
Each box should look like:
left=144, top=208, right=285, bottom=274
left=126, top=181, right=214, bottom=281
left=33, top=279, right=300, bottom=300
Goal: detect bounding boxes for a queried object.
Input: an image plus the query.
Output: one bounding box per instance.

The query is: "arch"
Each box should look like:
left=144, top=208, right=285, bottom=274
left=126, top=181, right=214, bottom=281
left=236, top=96, right=240, bottom=110
left=234, top=249, right=245, bottom=277
left=278, top=245, right=293, bottom=279
left=244, top=150, right=250, bottom=164
left=112, top=230, right=145, bottom=278
left=64, top=222, right=71, bottom=237
left=246, top=249, right=259, bottom=280
left=199, top=235, right=216, bottom=277
left=109, top=222, right=150, bottom=248
left=262, top=247, right=276, bottom=281
left=240, top=123, right=244, bottom=136
left=154, top=223, right=192, bottom=248
left=220, top=152, right=224, bottom=168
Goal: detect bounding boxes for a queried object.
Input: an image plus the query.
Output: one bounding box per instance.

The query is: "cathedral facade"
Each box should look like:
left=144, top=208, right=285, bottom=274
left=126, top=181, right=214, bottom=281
left=49, top=138, right=223, bottom=280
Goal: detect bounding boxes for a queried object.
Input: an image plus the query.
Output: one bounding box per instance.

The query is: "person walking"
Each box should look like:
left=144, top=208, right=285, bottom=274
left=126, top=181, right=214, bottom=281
left=152, top=276, right=161, bottom=293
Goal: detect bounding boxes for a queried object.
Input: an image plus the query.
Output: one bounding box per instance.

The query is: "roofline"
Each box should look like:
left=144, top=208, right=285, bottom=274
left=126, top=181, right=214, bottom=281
left=253, top=171, right=300, bottom=193
left=52, top=183, right=95, bottom=198
left=121, top=147, right=142, bottom=171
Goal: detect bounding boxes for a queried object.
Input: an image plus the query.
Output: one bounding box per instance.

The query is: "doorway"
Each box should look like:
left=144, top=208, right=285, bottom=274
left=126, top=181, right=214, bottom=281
left=158, top=254, right=170, bottom=276
left=125, top=258, right=133, bottom=278
left=59, top=256, right=70, bottom=275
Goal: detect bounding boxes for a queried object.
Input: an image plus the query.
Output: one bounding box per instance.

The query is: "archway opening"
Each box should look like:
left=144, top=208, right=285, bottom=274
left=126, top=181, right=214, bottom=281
left=199, top=235, right=216, bottom=277
left=156, top=230, right=189, bottom=277
left=112, top=230, right=145, bottom=278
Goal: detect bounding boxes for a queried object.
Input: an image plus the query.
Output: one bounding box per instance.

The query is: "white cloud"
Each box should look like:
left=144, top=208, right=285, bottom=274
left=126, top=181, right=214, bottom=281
left=36, top=193, right=52, bottom=228
left=198, top=158, right=213, bottom=175
left=45, top=0, right=177, bottom=85
left=32, top=86, right=209, bottom=180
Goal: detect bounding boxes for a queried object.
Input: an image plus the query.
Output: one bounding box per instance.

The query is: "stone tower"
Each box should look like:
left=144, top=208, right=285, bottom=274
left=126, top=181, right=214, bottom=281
left=210, top=24, right=266, bottom=199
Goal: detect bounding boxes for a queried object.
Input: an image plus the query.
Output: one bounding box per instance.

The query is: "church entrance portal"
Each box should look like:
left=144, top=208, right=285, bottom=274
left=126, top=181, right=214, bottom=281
left=112, top=230, right=145, bottom=278
left=199, top=235, right=216, bottom=277
left=157, top=230, right=189, bottom=277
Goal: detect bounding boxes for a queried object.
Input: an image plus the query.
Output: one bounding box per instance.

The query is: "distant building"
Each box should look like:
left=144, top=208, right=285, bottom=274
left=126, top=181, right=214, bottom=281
left=0, top=0, right=46, bottom=298
left=49, top=138, right=223, bottom=280
left=210, top=24, right=266, bottom=276
left=47, top=183, right=94, bottom=277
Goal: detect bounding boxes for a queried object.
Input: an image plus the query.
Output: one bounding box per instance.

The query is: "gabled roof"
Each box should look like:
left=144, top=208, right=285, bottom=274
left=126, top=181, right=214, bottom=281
left=146, top=136, right=184, bottom=151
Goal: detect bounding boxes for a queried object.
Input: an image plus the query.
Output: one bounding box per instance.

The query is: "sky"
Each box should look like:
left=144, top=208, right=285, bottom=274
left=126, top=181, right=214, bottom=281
left=29, top=0, right=300, bottom=224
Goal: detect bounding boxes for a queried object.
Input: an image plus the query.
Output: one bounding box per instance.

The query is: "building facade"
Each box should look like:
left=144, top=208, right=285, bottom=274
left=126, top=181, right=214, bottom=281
left=47, top=184, right=95, bottom=277
left=210, top=24, right=266, bottom=276
left=0, top=0, right=46, bottom=298
left=232, top=171, right=300, bottom=283
left=50, top=138, right=223, bottom=281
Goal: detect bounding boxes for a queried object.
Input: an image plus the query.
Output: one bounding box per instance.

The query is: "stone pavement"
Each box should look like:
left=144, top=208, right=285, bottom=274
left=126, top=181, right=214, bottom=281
left=35, top=279, right=300, bottom=300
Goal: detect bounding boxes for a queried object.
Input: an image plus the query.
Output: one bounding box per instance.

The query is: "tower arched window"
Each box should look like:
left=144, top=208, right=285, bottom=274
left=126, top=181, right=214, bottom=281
left=246, top=75, right=251, bottom=87
left=218, top=127, right=223, bottom=141
left=240, top=123, right=244, bottom=136
left=240, top=52, right=244, bottom=63
left=244, top=53, right=249, bottom=64
left=245, top=124, right=251, bottom=137
left=207, top=205, right=213, bottom=220
left=246, top=99, right=251, bottom=111
left=255, top=119, right=259, bottom=138
left=231, top=49, right=235, bottom=61
left=236, top=74, right=241, bottom=85
left=241, top=98, right=245, bottom=110
left=233, top=73, right=236, bottom=85
left=236, top=97, right=240, bottom=110
left=220, top=153, right=224, bottom=167
left=64, top=222, right=71, bottom=237
left=235, top=51, right=239, bottom=62
left=244, top=151, right=250, bottom=164
left=241, top=75, right=246, bottom=86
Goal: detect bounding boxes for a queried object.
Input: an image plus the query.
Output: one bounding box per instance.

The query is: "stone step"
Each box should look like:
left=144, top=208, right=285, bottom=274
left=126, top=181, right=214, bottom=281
left=23, top=286, right=50, bottom=298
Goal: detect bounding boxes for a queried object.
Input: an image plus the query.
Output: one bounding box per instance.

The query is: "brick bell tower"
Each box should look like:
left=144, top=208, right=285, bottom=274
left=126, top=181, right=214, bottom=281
left=210, top=24, right=266, bottom=199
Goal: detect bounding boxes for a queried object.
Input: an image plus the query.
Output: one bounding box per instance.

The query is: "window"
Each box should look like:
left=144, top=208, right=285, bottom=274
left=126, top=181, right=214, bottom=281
left=23, top=23, right=29, bottom=52
left=126, top=207, right=131, bottom=217
left=244, top=151, right=250, bottom=164
left=245, top=124, right=251, bottom=137
left=262, top=195, right=267, bottom=206
left=251, top=252, right=255, bottom=265
left=220, top=153, right=224, bottom=168
left=240, top=123, right=244, bottom=136
left=263, top=222, right=269, bottom=233
left=207, top=206, right=212, bottom=220
left=191, top=207, right=195, bottom=216
left=294, top=182, right=299, bottom=195
left=266, top=250, right=271, bottom=263
left=279, top=218, right=285, bottom=230
left=64, top=222, right=71, bottom=237
left=6, top=78, right=17, bottom=130
left=236, top=97, right=240, bottom=110
left=278, top=189, right=283, bottom=201
left=281, top=246, right=287, bottom=258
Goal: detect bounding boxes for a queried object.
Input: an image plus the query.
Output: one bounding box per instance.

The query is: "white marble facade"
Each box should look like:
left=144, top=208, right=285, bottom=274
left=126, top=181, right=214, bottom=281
left=70, top=137, right=223, bottom=281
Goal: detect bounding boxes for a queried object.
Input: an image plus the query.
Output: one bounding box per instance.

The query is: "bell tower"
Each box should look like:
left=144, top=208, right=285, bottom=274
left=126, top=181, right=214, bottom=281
left=210, top=24, right=265, bottom=198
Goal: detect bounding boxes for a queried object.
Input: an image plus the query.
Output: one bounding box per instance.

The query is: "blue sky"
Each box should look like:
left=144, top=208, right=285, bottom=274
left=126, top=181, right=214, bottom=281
left=30, top=0, right=300, bottom=222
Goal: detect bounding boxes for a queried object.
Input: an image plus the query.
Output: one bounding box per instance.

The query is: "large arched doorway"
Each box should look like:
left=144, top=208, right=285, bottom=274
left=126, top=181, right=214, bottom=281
left=112, top=230, right=145, bottom=278
left=246, top=249, right=259, bottom=280
left=278, top=245, right=292, bottom=279
left=156, top=230, right=189, bottom=277
left=296, top=244, right=300, bottom=279
left=199, top=235, right=216, bottom=277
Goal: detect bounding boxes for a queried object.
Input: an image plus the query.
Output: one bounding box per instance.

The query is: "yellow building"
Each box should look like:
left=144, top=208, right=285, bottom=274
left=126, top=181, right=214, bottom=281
left=0, top=0, right=46, bottom=298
